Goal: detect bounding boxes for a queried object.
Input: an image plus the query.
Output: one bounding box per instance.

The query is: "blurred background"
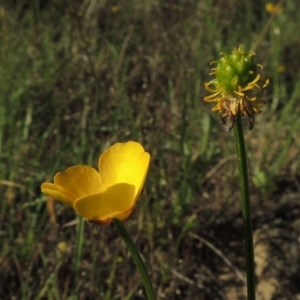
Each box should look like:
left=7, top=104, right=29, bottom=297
left=1, top=0, right=300, bottom=299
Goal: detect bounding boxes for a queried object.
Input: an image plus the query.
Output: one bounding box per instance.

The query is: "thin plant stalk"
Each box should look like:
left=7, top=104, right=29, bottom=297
left=74, top=216, right=85, bottom=295
left=113, top=218, right=156, bottom=300
left=233, top=112, right=256, bottom=300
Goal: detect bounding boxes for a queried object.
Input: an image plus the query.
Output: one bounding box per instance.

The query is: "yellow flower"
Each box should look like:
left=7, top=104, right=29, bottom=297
left=277, top=64, right=285, bottom=73
left=57, top=241, right=68, bottom=253
left=204, top=46, right=269, bottom=130
left=41, top=141, right=150, bottom=226
left=111, top=6, right=119, bottom=13
left=265, top=3, right=282, bottom=14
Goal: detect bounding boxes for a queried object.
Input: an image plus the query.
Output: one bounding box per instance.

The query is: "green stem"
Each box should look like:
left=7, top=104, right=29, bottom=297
left=233, top=113, right=256, bottom=300
left=74, top=216, right=85, bottom=296
left=113, top=219, right=156, bottom=300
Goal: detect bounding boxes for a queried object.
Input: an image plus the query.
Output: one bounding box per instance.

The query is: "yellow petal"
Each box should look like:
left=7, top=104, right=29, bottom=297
left=132, top=152, right=150, bottom=205
left=41, top=183, right=77, bottom=207
left=41, top=165, right=103, bottom=207
left=74, top=183, right=137, bottom=222
left=98, top=141, right=150, bottom=192
left=53, top=165, right=103, bottom=197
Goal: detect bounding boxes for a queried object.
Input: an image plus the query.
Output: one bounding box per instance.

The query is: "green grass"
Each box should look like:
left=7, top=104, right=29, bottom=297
left=1, top=0, right=300, bottom=299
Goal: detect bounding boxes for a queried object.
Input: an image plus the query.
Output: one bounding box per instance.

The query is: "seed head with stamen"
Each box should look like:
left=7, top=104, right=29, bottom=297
left=204, top=46, right=269, bottom=130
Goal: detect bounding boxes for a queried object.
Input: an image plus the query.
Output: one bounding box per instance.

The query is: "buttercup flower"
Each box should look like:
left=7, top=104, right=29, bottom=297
left=41, top=141, right=150, bottom=226
left=204, top=46, right=269, bottom=130
left=265, top=3, right=282, bottom=14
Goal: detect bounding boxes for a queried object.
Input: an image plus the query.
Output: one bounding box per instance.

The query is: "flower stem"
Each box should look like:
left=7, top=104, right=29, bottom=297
left=233, top=113, right=256, bottom=300
left=113, top=219, right=156, bottom=300
left=74, top=216, right=85, bottom=296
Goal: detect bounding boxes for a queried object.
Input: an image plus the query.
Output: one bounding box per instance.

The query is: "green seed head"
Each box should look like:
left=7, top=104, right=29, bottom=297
left=204, top=46, right=269, bottom=130
left=214, top=46, right=257, bottom=95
